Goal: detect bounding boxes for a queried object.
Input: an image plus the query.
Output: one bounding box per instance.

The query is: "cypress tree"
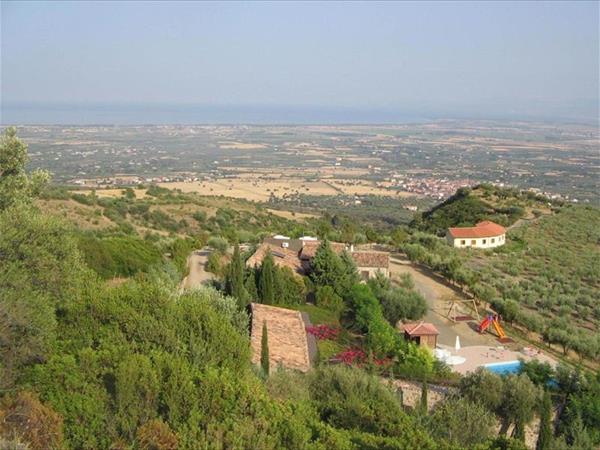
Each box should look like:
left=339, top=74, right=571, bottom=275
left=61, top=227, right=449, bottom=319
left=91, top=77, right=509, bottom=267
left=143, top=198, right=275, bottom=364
left=536, top=391, right=553, bottom=450
left=420, top=380, right=429, bottom=415
left=310, top=240, right=345, bottom=295
left=261, top=321, right=269, bottom=375
left=244, top=268, right=258, bottom=301
left=339, top=250, right=359, bottom=296
left=226, top=244, right=247, bottom=307
left=259, top=250, right=275, bottom=305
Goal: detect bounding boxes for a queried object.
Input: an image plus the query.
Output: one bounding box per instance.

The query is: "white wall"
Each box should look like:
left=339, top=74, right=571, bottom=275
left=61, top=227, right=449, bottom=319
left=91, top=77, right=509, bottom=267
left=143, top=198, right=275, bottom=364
left=358, top=267, right=389, bottom=280
left=447, top=233, right=505, bottom=249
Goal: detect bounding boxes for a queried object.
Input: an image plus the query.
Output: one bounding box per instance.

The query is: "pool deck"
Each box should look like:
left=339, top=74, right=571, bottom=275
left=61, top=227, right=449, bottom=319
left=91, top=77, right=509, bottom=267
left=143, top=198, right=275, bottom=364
left=438, top=344, right=557, bottom=375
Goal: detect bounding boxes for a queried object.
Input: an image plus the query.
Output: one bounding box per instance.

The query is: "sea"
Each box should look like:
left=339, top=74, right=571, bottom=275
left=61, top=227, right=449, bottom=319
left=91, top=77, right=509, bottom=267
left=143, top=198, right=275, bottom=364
left=0, top=103, right=433, bottom=126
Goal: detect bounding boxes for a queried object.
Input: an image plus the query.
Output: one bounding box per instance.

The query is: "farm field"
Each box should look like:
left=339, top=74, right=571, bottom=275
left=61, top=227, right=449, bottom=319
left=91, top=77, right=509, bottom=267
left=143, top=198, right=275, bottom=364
left=77, top=188, right=148, bottom=199
left=159, top=179, right=339, bottom=201
left=15, top=120, right=600, bottom=202
left=157, top=177, right=414, bottom=202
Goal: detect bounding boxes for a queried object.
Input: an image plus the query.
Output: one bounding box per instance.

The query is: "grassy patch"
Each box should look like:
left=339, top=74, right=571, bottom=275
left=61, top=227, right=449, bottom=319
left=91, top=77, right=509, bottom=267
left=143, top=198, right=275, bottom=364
left=289, top=303, right=340, bottom=326
left=316, top=339, right=344, bottom=363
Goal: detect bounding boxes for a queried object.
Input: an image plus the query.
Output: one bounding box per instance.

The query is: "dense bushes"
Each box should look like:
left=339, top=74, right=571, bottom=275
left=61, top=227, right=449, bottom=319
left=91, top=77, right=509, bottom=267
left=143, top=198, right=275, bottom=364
left=77, top=233, right=163, bottom=278
left=309, top=366, right=436, bottom=449
left=24, top=280, right=255, bottom=448
left=315, top=285, right=344, bottom=314
left=162, top=237, right=202, bottom=275
left=0, top=205, right=89, bottom=390
left=346, top=284, right=400, bottom=357
left=427, top=397, right=496, bottom=447
left=368, top=272, right=427, bottom=326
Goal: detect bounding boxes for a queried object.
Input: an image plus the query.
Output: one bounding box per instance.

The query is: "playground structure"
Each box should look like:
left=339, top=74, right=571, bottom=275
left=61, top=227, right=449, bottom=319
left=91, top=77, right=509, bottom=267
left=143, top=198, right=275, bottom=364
left=437, top=294, right=480, bottom=323
left=478, top=313, right=511, bottom=342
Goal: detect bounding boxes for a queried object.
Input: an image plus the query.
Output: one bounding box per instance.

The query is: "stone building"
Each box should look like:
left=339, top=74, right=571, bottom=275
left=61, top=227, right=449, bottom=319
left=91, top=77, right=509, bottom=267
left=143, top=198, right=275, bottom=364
left=247, top=236, right=390, bottom=280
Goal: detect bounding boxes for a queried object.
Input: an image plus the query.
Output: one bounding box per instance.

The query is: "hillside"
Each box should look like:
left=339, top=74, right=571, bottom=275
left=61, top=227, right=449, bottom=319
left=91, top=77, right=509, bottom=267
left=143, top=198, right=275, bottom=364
left=36, top=186, right=313, bottom=280
left=404, top=196, right=600, bottom=364
left=465, top=206, right=600, bottom=357
left=3, top=127, right=600, bottom=450
left=412, top=184, right=560, bottom=236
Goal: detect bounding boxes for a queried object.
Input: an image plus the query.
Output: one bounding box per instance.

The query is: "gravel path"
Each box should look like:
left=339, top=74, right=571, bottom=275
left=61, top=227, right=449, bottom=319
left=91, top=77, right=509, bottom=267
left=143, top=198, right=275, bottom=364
left=180, top=248, right=214, bottom=291
left=389, top=255, right=499, bottom=347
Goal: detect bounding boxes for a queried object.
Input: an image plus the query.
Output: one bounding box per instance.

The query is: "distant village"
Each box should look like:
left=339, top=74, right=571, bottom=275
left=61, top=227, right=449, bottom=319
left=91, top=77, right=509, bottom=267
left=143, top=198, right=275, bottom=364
left=70, top=172, right=580, bottom=204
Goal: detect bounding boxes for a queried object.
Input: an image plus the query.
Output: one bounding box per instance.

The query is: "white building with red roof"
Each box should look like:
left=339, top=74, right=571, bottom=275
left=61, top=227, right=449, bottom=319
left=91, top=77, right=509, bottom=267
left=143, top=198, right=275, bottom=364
left=446, top=220, right=506, bottom=249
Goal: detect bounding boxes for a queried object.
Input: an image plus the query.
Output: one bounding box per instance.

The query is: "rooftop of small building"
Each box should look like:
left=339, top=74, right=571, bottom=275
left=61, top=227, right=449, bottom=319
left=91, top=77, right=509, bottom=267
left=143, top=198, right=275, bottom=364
left=448, top=220, right=506, bottom=239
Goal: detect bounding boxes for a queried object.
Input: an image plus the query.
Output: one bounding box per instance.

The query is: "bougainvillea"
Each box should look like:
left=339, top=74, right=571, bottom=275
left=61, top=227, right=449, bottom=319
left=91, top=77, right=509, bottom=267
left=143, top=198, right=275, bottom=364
left=333, top=348, right=393, bottom=368
left=335, top=348, right=366, bottom=365
left=306, top=325, right=340, bottom=340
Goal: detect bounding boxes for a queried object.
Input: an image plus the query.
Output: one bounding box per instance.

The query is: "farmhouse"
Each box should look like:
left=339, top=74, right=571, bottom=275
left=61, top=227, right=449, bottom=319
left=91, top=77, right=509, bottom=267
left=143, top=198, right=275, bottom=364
left=246, top=236, right=390, bottom=280
left=401, top=322, right=439, bottom=349
left=246, top=241, right=306, bottom=275
left=250, top=303, right=312, bottom=373
left=446, top=220, right=506, bottom=249
left=351, top=251, right=390, bottom=280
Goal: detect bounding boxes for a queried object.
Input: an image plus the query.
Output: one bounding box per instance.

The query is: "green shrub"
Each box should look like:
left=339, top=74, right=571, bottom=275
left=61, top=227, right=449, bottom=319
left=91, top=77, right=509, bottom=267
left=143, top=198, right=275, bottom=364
left=316, top=285, right=344, bottom=315
left=77, top=234, right=163, bottom=278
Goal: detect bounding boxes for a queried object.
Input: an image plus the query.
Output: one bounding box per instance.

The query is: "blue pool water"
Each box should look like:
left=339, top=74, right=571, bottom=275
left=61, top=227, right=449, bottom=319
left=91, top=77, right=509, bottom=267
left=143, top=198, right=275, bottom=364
left=484, top=360, right=522, bottom=375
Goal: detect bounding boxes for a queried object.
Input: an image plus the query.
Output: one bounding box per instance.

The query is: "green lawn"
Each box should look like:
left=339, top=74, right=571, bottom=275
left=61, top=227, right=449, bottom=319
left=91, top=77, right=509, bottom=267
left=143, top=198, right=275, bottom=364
left=288, top=303, right=340, bottom=326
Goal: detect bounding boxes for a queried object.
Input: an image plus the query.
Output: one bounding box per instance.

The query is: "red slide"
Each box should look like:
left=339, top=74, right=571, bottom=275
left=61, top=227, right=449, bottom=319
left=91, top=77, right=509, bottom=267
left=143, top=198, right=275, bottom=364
left=478, top=316, right=492, bottom=333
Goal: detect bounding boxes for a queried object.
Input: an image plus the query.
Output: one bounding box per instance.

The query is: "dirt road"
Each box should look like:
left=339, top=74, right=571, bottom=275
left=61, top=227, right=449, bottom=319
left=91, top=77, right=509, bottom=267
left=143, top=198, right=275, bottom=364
left=181, top=248, right=214, bottom=291
left=389, top=255, right=498, bottom=347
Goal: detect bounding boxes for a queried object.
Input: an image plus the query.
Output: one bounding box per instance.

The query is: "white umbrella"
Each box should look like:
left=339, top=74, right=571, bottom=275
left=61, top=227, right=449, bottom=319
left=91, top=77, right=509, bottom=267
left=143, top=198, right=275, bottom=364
left=455, top=335, right=461, bottom=351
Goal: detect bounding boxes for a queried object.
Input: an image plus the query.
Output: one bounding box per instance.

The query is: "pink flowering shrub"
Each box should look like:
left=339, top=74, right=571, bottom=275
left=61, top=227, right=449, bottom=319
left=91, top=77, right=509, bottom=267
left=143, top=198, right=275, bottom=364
left=333, top=348, right=393, bottom=368
left=335, top=348, right=366, bottom=365
left=306, top=324, right=340, bottom=340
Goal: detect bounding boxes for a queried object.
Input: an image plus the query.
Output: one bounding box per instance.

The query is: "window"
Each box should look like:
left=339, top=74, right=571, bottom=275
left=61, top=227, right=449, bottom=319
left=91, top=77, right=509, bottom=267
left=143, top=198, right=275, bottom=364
left=482, top=239, right=487, bottom=244
left=471, top=240, right=476, bottom=245
left=460, top=240, right=466, bottom=245
left=491, top=238, right=495, bottom=243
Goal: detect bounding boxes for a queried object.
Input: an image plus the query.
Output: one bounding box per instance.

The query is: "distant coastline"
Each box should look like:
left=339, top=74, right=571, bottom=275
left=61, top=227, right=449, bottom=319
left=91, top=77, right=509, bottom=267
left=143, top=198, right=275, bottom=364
left=2, top=102, right=597, bottom=126
left=1, top=102, right=433, bottom=126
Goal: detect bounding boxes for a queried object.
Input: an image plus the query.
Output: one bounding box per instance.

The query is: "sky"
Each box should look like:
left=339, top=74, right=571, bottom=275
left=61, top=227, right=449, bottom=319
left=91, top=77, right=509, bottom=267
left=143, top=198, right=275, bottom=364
left=1, top=1, right=598, bottom=123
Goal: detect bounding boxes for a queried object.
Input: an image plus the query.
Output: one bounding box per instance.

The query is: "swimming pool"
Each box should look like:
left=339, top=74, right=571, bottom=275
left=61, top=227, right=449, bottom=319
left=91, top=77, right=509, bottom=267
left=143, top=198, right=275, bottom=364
left=484, top=360, right=522, bottom=375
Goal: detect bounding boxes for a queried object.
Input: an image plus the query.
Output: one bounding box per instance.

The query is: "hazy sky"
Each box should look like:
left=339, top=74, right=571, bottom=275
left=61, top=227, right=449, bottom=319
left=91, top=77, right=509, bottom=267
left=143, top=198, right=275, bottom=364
left=1, top=1, right=598, bottom=121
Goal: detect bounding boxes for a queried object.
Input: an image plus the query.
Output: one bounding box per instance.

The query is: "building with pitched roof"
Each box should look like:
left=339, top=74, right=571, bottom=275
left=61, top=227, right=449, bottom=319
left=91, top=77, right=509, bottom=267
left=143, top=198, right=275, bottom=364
left=246, top=241, right=307, bottom=275
left=246, top=236, right=389, bottom=280
left=401, top=322, right=440, bottom=349
left=446, top=220, right=506, bottom=249
left=351, top=250, right=390, bottom=280
left=250, top=303, right=312, bottom=373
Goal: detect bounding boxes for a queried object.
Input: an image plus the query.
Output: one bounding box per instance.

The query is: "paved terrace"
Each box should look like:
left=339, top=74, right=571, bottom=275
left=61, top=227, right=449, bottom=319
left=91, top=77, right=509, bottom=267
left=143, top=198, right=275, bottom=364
left=439, top=344, right=557, bottom=375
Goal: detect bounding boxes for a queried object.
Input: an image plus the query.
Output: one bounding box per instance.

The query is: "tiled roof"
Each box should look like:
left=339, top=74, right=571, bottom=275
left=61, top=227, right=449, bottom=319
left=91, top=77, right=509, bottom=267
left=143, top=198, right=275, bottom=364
left=448, top=220, right=506, bottom=239
left=246, top=242, right=304, bottom=274
left=402, top=322, right=440, bottom=336
left=247, top=237, right=391, bottom=274
left=351, top=251, right=389, bottom=269
left=299, top=241, right=347, bottom=260
left=250, top=303, right=311, bottom=372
